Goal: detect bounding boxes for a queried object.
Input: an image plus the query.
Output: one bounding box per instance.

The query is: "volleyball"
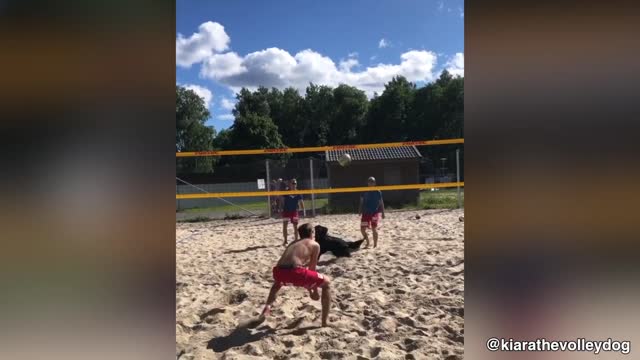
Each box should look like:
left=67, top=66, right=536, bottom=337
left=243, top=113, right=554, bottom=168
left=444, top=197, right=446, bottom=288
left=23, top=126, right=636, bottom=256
left=338, top=153, right=352, bottom=167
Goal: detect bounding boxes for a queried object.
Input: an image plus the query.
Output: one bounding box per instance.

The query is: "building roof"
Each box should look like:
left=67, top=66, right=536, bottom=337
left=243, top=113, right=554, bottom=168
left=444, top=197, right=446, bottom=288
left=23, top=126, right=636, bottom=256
left=325, top=146, right=422, bottom=162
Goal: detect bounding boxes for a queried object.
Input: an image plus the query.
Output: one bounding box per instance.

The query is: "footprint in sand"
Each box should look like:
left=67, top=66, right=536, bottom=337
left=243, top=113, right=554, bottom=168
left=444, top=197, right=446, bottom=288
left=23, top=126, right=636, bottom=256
left=447, top=307, right=464, bottom=317
left=228, top=291, right=248, bottom=304
left=199, top=307, right=226, bottom=320
left=369, top=347, right=382, bottom=357
left=403, top=338, right=420, bottom=352
left=298, top=304, right=317, bottom=313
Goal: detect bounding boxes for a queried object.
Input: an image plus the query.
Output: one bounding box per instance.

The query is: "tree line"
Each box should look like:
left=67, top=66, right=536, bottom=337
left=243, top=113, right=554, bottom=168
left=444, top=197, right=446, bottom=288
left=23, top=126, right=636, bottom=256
left=176, top=71, right=463, bottom=173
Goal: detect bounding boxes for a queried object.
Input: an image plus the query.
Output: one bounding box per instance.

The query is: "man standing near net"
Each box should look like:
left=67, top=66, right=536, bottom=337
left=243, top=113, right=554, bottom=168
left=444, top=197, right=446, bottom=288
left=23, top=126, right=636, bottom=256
left=359, top=176, right=385, bottom=248
left=282, top=178, right=305, bottom=246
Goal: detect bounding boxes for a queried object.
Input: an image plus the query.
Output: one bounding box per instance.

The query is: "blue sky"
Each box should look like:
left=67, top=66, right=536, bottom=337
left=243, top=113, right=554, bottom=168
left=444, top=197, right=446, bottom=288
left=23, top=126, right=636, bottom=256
left=177, top=0, right=464, bottom=130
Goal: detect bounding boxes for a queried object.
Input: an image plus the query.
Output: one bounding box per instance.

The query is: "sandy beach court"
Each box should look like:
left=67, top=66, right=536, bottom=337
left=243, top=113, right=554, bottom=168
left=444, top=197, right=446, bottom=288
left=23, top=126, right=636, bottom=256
left=176, top=208, right=464, bottom=359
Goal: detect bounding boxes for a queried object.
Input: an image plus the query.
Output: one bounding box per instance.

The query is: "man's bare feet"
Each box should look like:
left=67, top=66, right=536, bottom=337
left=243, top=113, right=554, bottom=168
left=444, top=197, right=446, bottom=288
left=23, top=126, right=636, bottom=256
left=309, top=288, right=320, bottom=301
left=244, top=312, right=268, bottom=329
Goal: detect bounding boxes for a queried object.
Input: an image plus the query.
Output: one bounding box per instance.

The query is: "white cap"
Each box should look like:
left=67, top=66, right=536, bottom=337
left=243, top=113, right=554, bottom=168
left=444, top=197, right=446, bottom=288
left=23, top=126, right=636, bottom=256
left=368, top=176, right=376, bottom=182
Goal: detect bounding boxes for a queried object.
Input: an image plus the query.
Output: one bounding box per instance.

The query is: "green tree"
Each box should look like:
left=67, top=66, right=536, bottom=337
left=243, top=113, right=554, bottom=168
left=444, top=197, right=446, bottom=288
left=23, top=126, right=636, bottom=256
left=176, top=85, right=216, bottom=173
left=408, top=70, right=464, bottom=140
left=209, top=72, right=463, bottom=171
left=331, top=84, right=368, bottom=144
left=409, top=82, right=441, bottom=140
left=212, top=128, right=232, bottom=150
left=360, top=93, right=381, bottom=142
left=435, top=73, right=464, bottom=138
left=301, top=83, right=335, bottom=146
left=224, top=112, right=288, bottom=164
left=362, top=76, right=416, bottom=142
left=269, top=87, right=305, bottom=147
left=233, top=87, right=271, bottom=118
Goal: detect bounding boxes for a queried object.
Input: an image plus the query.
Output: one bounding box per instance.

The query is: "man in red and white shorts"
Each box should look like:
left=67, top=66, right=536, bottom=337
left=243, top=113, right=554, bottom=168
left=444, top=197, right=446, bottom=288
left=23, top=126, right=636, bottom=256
left=281, top=179, right=305, bottom=246
left=359, top=176, right=385, bottom=248
left=259, top=223, right=332, bottom=327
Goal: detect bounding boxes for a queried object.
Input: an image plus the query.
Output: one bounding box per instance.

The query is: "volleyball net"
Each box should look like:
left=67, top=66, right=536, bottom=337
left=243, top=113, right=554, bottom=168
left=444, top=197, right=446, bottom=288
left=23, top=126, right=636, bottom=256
left=176, top=139, right=464, bottom=220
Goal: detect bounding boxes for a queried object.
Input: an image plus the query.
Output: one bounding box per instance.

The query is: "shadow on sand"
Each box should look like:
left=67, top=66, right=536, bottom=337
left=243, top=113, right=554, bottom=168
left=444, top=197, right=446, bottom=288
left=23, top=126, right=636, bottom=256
left=317, top=257, right=339, bottom=267
left=281, top=325, right=323, bottom=336
left=207, top=316, right=328, bottom=353
left=207, top=324, right=275, bottom=353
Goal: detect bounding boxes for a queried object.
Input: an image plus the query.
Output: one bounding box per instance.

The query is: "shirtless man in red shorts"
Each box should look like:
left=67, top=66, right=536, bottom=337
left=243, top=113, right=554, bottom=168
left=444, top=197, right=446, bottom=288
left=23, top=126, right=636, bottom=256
left=259, top=223, right=332, bottom=327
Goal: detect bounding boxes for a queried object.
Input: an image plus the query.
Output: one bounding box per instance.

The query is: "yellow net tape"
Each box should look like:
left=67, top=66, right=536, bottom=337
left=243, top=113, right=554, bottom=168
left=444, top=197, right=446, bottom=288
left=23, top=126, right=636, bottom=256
left=176, top=138, right=464, bottom=157
left=176, top=182, right=463, bottom=199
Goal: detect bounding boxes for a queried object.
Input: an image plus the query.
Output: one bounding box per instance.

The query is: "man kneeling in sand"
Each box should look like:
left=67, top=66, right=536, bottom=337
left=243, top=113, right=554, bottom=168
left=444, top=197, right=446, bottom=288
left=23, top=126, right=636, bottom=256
left=259, top=223, right=332, bottom=327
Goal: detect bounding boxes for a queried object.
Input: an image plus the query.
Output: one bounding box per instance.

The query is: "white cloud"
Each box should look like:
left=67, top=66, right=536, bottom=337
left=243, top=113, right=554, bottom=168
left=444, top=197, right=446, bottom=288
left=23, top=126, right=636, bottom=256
left=178, top=21, right=445, bottom=98
left=444, top=52, right=464, bottom=77
left=339, top=58, right=360, bottom=72
left=200, top=51, right=249, bottom=80
left=183, top=84, right=213, bottom=107
left=220, top=97, right=236, bottom=111
left=176, top=21, right=230, bottom=68
left=459, top=7, right=464, bottom=18
left=438, top=1, right=444, bottom=11
left=199, top=47, right=438, bottom=98
left=218, top=114, right=234, bottom=121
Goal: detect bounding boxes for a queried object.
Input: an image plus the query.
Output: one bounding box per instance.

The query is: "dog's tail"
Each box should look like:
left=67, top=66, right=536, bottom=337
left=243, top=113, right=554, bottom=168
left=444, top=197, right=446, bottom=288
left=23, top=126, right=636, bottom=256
left=349, top=239, right=365, bottom=250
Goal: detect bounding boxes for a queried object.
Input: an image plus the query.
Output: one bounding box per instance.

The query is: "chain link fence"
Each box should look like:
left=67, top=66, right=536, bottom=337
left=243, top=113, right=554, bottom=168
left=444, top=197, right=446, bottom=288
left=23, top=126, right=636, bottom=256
left=176, top=145, right=463, bottom=221
left=417, top=144, right=464, bottom=209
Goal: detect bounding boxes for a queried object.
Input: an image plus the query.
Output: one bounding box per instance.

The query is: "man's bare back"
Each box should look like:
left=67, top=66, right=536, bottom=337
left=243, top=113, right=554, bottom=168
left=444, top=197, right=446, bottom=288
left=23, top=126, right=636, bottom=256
left=277, top=238, right=319, bottom=269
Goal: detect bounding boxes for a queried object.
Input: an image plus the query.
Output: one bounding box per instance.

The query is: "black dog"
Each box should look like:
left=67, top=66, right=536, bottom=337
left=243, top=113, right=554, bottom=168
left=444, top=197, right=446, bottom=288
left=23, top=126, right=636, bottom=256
left=314, top=225, right=365, bottom=259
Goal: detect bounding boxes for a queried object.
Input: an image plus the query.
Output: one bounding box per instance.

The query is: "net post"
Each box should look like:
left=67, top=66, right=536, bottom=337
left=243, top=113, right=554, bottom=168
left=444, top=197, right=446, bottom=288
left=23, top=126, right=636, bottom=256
left=266, top=159, right=271, bottom=218
left=456, top=148, right=461, bottom=208
left=310, top=157, right=316, bottom=217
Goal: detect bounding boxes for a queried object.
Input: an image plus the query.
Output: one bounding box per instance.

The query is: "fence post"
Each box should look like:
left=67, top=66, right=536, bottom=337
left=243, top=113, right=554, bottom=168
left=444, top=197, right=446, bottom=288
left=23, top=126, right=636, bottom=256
left=456, top=148, right=461, bottom=208
left=310, top=157, right=316, bottom=217
left=266, top=159, right=271, bottom=218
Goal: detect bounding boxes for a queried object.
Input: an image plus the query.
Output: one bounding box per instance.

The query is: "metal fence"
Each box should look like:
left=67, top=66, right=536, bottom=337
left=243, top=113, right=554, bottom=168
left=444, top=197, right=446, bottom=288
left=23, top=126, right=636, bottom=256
left=176, top=156, right=329, bottom=220
left=176, top=144, right=463, bottom=220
